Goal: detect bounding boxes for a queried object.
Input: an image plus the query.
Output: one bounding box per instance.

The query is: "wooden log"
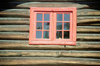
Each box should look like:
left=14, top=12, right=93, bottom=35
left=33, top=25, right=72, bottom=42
left=0, top=50, right=100, bottom=58
left=0, top=2, right=99, bottom=9
left=0, top=9, right=100, bottom=17
left=0, top=9, right=29, bottom=17
left=77, top=34, right=100, bottom=40
left=0, top=57, right=100, bottom=65
left=0, top=18, right=29, bottom=25
left=0, top=25, right=29, bottom=32
left=0, top=32, right=28, bottom=40
left=77, top=16, right=100, bottom=23
left=0, top=25, right=100, bottom=32
left=77, top=16, right=100, bottom=26
left=0, top=32, right=100, bottom=40
left=77, top=9, right=100, bottom=16
left=0, top=40, right=100, bottom=50
left=77, top=26, right=100, bottom=32
left=0, top=16, right=100, bottom=25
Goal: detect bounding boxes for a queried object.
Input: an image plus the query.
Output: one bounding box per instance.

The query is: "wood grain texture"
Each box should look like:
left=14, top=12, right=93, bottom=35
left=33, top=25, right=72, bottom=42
left=0, top=57, right=100, bottom=65
left=0, top=16, right=100, bottom=25
left=0, top=50, right=100, bottom=58
left=0, top=32, right=100, bottom=40
left=0, top=25, right=29, bottom=32
left=0, top=18, right=29, bottom=25
left=0, top=9, right=29, bottom=17
left=77, top=9, right=100, bottom=16
left=78, top=16, right=100, bottom=23
left=77, top=26, right=100, bottom=32
left=0, top=32, right=28, bottom=40
left=0, top=9, right=100, bottom=17
left=0, top=40, right=100, bottom=50
left=0, top=25, right=100, bottom=32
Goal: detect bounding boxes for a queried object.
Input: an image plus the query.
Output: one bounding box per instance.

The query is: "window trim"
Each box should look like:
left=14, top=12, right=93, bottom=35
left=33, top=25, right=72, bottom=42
left=29, top=7, right=77, bottom=45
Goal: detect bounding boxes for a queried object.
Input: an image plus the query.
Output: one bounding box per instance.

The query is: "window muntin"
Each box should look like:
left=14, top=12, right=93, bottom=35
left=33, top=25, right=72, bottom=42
left=29, top=7, right=76, bottom=45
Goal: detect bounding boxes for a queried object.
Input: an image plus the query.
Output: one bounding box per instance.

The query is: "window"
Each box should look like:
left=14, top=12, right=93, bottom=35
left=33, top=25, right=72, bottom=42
left=29, top=7, right=77, bottom=45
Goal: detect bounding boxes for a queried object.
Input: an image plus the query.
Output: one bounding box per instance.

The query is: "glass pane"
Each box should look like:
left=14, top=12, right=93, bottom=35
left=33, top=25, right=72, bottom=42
left=64, top=14, right=70, bottom=21
left=57, top=14, right=62, bottom=21
left=56, top=31, right=62, bottom=39
left=43, top=31, right=49, bottom=38
left=64, top=31, right=69, bottom=39
left=36, top=22, right=42, bottom=29
left=56, top=22, right=62, bottom=30
left=36, top=31, right=42, bottom=38
left=37, top=14, right=42, bottom=21
left=44, top=22, right=49, bottom=30
left=44, top=14, right=50, bottom=21
left=64, top=23, right=70, bottom=30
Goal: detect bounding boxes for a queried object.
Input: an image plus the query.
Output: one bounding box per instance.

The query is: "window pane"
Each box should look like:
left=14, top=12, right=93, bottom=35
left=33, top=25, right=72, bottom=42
left=56, top=22, right=62, bottom=30
left=64, top=23, right=70, bottom=30
left=44, top=22, right=49, bottom=30
left=64, top=31, right=69, bottom=39
left=44, top=14, right=50, bottom=21
left=36, top=31, right=42, bottom=38
left=36, top=22, right=42, bottom=29
left=56, top=31, right=62, bottom=39
left=64, top=14, right=70, bottom=21
left=37, top=14, right=42, bottom=21
left=43, top=31, right=49, bottom=38
left=57, top=14, right=62, bottom=21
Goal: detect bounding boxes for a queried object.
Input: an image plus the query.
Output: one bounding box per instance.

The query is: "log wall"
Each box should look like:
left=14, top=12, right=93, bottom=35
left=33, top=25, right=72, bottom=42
left=0, top=0, right=100, bottom=66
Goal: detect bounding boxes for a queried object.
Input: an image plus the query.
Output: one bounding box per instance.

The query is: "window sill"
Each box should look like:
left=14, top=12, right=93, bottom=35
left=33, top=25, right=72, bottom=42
left=29, top=41, right=76, bottom=45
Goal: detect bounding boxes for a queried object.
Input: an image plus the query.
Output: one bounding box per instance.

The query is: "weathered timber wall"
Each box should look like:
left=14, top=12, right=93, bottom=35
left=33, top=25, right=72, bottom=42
left=0, top=0, right=100, bottom=66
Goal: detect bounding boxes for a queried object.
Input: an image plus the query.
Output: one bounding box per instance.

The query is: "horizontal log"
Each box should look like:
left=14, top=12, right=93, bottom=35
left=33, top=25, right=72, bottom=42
left=0, top=17, right=100, bottom=25
left=77, top=34, right=100, bottom=40
left=0, top=9, right=29, bottom=17
left=0, top=32, right=100, bottom=40
left=77, top=16, right=100, bottom=23
left=0, top=40, right=100, bottom=50
left=0, top=2, right=99, bottom=9
left=77, top=9, right=100, bottom=16
left=0, top=18, right=29, bottom=25
left=0, top=32, right=28, bottom=40
left=0, top=57, right=100, bottom=65
left=0, top=25, right=100, bottom=33
left=0, top=9, right=100, bottom=17
left=0, top=25, right=29, bottom=32
left=0, top=50, right=100, bottom=58
left=77, top=26, right=100, bottom=32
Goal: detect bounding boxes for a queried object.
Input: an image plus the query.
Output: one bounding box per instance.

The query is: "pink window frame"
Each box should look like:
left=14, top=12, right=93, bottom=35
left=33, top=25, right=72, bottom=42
left=29, top=7, right=77, bottom=45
